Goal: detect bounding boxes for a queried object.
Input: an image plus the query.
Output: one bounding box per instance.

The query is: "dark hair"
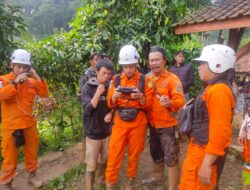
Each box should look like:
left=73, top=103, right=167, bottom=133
left=174, top=50, right=185, bottom=57
left=96, top=59, right=114, bottom=72
left=227, top=68, right=235, bottom=85
left=89, top=52, right=102, bottom=60
left=102, top=53, right=111, bottom=61
left=149, top=45, right=168, bottom=61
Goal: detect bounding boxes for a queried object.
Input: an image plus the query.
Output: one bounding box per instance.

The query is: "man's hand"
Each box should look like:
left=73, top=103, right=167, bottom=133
left=30, top=68, right=41, bottom=82
left=96, top=84, right=105, bottom=96
left=104, top=112, right=113, bottom=123
left=158, top=95, right=171, bottom=108
left=131, top=88, right=143, bottom=100
left=198, top=161, right=212, bottom=185
left=91, top=84, right=106, bottom=108
left=111, top=87, right=123, bottom=104
left=198, top=154, right=217, bottom=186
left=14, top=73, right=29, bottom=84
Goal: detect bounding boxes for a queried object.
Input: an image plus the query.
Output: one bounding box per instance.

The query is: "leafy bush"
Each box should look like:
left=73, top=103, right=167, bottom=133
left=167, top=36, right=203, bottom=97
left=0, top=1, right=26, bottom=74
left=26, top=0, right=208, bottom=93
left=36, top=88, right=82, bottom=153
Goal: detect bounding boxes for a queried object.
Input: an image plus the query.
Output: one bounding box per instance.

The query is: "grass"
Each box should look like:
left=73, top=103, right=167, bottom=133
left=41, top=164, right=85, bottom=190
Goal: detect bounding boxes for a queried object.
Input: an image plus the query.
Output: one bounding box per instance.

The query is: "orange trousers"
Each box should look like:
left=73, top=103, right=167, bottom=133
left=243, top=140, right=250, bottom=176
left=179, top=142, right=217, bottom=190
left=105, top=124, right=146, bottom=183
left=0, top=126, right=39, bottom=184
left=244, top=140, right=250, bottom=163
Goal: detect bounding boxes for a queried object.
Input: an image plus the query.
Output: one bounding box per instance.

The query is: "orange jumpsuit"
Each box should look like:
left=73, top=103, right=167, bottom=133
left=148, top=70, right=185, bottom=128
left=105, top=71, right=153, bottom=183
left=0, top=72, right=49, bottom=184
left=179, top=83, right=235, bottom=190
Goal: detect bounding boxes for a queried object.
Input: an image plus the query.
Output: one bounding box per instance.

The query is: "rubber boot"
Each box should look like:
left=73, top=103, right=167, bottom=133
left=167, top=165, right=180, bottom=190
left=2, top=181, right=13, bottom=190
left=86, top=171, right=95, bottom=190
left=95, top=163, right=106, bottom=188
left=28, top=172, right=43, bottom=188
left=124, top=177, right=135, bottom=190
left=142, top=161, right=164, bottom=185
left=106, top=183, right=116, bottom=190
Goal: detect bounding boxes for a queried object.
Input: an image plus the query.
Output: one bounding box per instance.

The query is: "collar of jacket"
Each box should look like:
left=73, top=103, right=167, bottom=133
left=151, top=69, right=168, bottom=79
left=120, top=70, right=141, bottom=80
left=8, top=72, right=17, bottom=80
left=175, top=62, right=185, bottom=67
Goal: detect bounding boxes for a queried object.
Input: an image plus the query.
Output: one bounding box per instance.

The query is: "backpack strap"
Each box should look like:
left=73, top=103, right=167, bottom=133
left=114, top=74, right=121, bottom=88
left=138, top=74, right=145, bottom=95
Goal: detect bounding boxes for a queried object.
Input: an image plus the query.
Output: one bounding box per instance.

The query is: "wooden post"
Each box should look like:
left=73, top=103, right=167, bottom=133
left=228, top=28, right=245, bottom=51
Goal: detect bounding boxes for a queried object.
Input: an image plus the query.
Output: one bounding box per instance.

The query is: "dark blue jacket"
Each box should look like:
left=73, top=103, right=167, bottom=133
left=81, top=78, right=111, bottom=139
left=169, top=64, right=194, bottom=94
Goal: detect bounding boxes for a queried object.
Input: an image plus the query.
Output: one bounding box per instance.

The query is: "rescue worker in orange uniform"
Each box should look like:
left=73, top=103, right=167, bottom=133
left=179, top=44, right=236, bottom=190
left=0, top=49, right=49, bottom=190
left=105, top=45, right=153, bottom=190
left=144, top=46, right=185, bottom=190
left=238, top=102, right=250, bottom=190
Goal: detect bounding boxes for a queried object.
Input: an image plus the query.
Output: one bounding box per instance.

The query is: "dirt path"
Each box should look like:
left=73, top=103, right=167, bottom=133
left=0, top=143, right=82, bottom=190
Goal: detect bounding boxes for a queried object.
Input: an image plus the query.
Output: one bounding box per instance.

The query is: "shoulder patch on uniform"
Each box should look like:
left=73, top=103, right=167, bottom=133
left=176, top=84, right=182, bottom=93
left=147, top=80, right=153, bottom=88
left=0, top=80, right=3, bottom=89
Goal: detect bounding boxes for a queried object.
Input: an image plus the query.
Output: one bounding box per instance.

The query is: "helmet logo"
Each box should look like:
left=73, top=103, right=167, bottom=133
left=216, top=64, right=221, bottom=68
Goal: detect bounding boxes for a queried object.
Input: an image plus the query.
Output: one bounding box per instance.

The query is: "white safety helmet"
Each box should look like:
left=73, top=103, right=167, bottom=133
left=11, top=49, right=32, bottom=66
left=118, top=45, right=139, bottom=65
left=193, top=44, right=236, bottom=74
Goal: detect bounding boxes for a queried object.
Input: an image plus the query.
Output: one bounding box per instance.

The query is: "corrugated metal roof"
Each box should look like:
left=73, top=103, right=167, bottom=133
left=174, top=0, right=250, bottom=27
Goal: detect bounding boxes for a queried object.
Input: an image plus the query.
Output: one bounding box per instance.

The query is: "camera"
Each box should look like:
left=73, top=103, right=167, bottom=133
left=116, top=86, right=137, bottom=94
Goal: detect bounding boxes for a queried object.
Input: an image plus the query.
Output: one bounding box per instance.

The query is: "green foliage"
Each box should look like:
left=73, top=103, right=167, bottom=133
left=167, top=36, right=203, bottom=97
left=0, top=1, right=26, bottom=74
left=27, top=0, right=208, bottom=93
left=37, top=88, right=82, bottom=152
left=6, top=0, right=83, bottom=38
left=0, top=89, right=82, bottom=162
left=243, top=170, right=250, bottom=185
left=25, top=33, right=88, bottom=93
left=239, top=28, right=250, bottom=48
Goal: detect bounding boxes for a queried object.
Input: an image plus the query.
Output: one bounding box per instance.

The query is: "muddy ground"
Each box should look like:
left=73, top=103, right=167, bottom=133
left=65, top=137, right=244, bottom=190
left=0, top=113, right=245, bottom=190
